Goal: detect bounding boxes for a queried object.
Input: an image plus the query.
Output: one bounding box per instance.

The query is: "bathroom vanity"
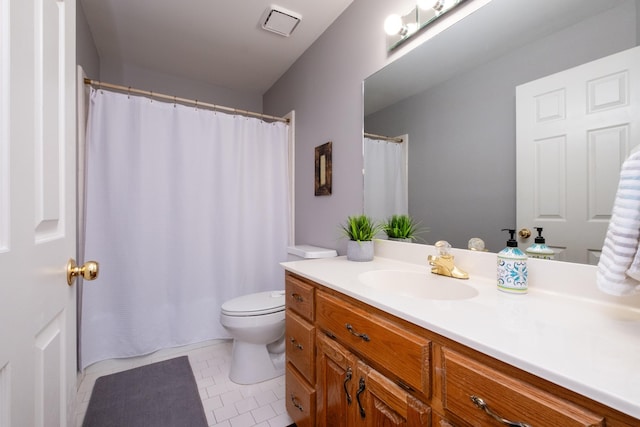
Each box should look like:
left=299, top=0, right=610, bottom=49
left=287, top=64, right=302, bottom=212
left=282, top=240, right=640, bottom=426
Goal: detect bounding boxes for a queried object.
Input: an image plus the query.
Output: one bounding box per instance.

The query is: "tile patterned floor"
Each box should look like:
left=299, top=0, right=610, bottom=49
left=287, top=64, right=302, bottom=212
left=76, top=339, right=294, bottom=427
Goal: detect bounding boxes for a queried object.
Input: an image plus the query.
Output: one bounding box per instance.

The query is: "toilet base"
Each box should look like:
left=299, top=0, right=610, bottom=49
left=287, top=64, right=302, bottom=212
left=228, top=339, right=285, bottom=385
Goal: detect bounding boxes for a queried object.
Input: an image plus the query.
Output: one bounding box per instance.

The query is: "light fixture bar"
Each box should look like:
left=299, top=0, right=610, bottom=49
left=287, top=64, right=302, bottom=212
left=385, top=0, right=469, bottom=50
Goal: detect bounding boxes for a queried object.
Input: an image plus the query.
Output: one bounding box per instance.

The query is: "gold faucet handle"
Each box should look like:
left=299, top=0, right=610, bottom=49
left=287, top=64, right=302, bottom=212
left=428, top=242, right=469, bottom=279
left=434, top=240, right=452, bottom=256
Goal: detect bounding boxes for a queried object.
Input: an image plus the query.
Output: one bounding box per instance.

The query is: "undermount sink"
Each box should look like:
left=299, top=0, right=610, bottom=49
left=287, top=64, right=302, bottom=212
left=358, top=269, right=479, bottom=300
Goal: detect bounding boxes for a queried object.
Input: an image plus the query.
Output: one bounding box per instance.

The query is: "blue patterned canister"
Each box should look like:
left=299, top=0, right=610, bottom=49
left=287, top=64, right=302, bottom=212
left=497, top=246, right=528, bottom=294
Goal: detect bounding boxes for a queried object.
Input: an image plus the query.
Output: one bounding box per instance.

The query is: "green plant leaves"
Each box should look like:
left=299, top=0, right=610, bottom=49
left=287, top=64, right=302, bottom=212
left=341, top=215, right=382, bottom=242
left=383, top=214, right=425, bottom=240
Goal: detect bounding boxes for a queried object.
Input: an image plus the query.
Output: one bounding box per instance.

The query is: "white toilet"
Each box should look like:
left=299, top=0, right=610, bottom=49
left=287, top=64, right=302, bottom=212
left=220, top=245, right=337, bottom=384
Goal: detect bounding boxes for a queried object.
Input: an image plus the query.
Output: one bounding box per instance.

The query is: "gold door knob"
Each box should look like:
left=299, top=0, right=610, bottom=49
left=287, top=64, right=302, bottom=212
left=66, top=258, right=99, bottom=286
left=518, top=228, right=532, bottom=239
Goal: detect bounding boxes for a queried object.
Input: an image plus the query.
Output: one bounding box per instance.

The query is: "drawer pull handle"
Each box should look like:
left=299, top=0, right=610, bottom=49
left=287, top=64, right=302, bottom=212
left=344, top=367, right=353, bottom=405
left=324, top=330, right=336, bottom=339
left=290, top=292, right=304, bottom=303
left=289, top=337, right=303, bottom=351
left=356, top=377, right=366, bottom=419
left=345, top=323, right=370, bottom=342
left=397, top=380, right=413, bottom=392
left=470, top=396, right=532, bottom=427
left=290, top=394, right=304, bottom=412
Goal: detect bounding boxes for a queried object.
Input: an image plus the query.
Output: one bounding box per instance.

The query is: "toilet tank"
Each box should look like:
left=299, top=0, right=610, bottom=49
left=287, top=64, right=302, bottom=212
left=287, top=245, right=337, bottom=261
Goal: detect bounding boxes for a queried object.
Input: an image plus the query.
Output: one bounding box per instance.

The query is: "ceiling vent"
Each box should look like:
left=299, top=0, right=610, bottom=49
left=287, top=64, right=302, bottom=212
left=260, top=5, right=302, bottom=37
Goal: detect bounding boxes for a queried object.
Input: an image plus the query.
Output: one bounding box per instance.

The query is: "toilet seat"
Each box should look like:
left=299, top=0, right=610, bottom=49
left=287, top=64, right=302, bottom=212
left=221, top=290, right=285, bottom=316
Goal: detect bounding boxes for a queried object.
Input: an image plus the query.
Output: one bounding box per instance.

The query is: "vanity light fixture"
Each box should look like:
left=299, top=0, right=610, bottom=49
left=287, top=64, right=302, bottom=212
left=385, top=0, right=468, bottom=50
left=384, top=6, right=419, bottom=49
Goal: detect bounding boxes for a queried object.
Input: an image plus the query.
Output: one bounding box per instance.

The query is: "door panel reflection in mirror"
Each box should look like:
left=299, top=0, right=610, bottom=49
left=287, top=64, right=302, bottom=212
left=517, top=46, right=640, bottom=264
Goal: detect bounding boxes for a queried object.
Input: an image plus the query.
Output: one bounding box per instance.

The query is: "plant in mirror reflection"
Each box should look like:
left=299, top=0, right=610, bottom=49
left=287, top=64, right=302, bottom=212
left=383, top=214, right=428, bottom=241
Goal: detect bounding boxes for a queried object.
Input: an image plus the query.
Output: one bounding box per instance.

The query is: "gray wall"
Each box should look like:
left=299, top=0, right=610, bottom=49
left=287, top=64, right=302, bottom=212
left=98, top=61, right=263, bottom=113
left=77, top=0, right=100, bottom=78
left=365, top=2, right=638, bottom=252
left=263, top=0, right=418, bottom=253
left=75, top=3, right=262, bottom=114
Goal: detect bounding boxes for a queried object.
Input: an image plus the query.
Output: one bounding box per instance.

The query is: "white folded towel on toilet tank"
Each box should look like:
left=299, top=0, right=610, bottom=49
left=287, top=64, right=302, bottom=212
left=597, top=150, right=640, bottom=296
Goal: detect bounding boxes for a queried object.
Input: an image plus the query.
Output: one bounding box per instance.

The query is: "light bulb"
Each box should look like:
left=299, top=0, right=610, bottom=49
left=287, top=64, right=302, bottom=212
left=384, top=14, right=403, bottom=36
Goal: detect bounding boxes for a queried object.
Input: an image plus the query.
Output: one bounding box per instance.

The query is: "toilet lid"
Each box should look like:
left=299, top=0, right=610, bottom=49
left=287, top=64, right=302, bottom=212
left=221, top=290, right=285, bottom=316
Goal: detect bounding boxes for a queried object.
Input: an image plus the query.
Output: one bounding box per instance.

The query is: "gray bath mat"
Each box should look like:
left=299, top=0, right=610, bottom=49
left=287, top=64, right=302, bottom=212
left=82, top=356, right=207, bottom=427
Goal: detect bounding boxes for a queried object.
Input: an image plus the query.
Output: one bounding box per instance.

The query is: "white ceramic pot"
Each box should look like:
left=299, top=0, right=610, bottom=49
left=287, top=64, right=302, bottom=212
left=347, top=240, right=374, bottom=262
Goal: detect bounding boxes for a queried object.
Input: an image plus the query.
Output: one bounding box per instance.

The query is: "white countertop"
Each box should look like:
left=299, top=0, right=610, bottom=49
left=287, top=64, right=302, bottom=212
left=281, top=240, right=640, bottom=419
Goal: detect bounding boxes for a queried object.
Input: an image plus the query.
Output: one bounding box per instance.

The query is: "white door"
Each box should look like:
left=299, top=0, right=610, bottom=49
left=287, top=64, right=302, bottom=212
left=516, top=46, right=640, bottom=264
left=0, top=0, right=78, bottom=426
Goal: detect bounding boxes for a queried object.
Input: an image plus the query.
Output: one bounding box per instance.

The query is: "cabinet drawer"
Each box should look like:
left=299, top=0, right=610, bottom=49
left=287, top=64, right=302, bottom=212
left=285, top=273, right=315, bottom=321
left=442, top=348, right=604, bottom=427
left=285, top=310, right=315, bottom=383
left=316, top=291, right=431, bottom=398
left=286, top=362, right=315, bottom=427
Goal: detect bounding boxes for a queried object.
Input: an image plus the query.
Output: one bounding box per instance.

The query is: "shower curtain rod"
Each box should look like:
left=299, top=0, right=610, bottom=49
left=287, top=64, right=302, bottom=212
left=83, top=78, right=289, bottom=123
left=364, top=132, right=403, bottom=143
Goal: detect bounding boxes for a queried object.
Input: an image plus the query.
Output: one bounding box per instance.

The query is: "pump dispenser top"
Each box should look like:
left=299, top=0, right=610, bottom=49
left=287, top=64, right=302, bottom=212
left=526, top=227, right=554, bottom=260
left=497, top=228, right=528, bottom=294
left=503, top=228, right=518, bottom=247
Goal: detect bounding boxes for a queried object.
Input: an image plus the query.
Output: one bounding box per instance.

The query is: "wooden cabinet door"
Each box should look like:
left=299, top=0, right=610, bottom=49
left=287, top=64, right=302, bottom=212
left=316, top=332, right=358, bottom=427
left=355, top=361, right=431, bottom=427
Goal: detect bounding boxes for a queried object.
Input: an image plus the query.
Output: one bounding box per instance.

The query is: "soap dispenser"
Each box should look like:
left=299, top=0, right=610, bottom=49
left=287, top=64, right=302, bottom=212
left=526, top=227, right=554, bottom=260
left=497, top=229, right=528, bottom=294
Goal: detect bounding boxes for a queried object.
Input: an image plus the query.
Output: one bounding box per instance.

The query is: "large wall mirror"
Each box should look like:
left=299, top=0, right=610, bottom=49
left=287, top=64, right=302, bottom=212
left=364, top=0, right=640, bottom=264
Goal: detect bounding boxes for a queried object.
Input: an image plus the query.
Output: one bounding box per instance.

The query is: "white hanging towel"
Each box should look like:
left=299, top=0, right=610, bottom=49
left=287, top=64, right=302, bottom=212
left=597, top=150, right=640, bottom=296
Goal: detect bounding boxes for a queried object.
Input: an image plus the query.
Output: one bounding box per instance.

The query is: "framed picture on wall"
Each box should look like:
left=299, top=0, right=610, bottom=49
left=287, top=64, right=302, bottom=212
left=315, top=141, right=332, bottom=196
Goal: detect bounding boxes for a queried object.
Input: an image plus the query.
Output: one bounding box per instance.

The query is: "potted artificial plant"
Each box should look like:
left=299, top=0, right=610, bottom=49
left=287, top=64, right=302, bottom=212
left=383, top=214, right=425, bottom=242
left=341, top=215, right=382, bottom=262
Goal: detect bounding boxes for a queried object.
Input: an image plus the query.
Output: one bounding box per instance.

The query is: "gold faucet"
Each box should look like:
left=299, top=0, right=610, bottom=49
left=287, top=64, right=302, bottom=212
left=427, top=240, right=469, bottom=279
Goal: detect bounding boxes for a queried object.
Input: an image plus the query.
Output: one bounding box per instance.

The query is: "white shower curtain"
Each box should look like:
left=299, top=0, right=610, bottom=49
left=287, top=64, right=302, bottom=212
left=80, top=88, right=290, bottom=369
left=363, top=137, right=408, bottom=223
